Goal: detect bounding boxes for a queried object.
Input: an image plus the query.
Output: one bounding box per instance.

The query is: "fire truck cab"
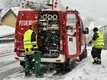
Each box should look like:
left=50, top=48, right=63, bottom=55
left=14, top=0, right=89, bottom=70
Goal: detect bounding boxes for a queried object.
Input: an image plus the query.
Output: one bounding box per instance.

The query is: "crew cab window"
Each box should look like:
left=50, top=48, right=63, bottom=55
left=66, top=14, right=77, bottom=29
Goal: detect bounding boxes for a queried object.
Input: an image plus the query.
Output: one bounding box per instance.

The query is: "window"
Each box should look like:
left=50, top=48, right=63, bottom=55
left=66, top=14, right=77, bottom=28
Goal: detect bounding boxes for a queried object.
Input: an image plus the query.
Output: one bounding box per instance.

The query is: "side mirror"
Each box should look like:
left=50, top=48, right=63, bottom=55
left=83, top=27, right=89, bottom=34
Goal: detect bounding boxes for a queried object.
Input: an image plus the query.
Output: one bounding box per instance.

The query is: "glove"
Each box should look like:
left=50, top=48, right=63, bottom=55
left=88, top=41, right=92, bottom=46
left=88, top=41, right=92, bottom=44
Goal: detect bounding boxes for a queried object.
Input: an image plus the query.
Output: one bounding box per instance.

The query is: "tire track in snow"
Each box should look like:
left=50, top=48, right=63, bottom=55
left=0, top=61, right=23, bottom=80
left=0, top=54, right=16, bottom=69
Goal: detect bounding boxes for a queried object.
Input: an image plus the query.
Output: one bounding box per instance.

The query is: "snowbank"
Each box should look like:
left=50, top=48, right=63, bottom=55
left=0, top=25, right=15, bottom=37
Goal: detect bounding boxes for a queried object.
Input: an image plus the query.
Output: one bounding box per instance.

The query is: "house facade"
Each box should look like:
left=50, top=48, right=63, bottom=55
left=1, top=7, right=19, bottom=28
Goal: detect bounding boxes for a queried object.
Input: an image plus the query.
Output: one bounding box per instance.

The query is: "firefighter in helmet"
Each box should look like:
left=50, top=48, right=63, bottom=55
left=23, top=21, right=43, bottom=77
left=88, top=27, right=104, bottom=64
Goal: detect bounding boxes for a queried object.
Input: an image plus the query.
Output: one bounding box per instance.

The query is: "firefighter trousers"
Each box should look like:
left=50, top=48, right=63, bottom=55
left=25, top=50, right=41, bottom=73
left=91, top=47, right=102, bottom=61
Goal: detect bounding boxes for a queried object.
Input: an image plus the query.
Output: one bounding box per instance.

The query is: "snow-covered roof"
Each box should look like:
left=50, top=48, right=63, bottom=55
left=11, top=7, right=20, bottom=16
left=1, top=7, right=20, bottom=18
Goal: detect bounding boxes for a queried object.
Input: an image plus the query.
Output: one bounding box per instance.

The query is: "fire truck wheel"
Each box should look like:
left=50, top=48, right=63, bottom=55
left=65, top=60, right=76, bottom=71
left=55, top=63, right=63, bottom=71
left=79, top=49, right=87, bottom=61
left=55, top=60, right=76, bottom=71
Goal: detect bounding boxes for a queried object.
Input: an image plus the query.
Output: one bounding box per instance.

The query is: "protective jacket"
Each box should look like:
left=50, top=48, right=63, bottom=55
left=23, top=29, right=38, bottom=55
left=92, top=31, right=104, bottom=48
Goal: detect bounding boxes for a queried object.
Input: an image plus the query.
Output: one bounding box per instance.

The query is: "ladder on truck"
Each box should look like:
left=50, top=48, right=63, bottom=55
left=20, top=0, right=66, bottom=11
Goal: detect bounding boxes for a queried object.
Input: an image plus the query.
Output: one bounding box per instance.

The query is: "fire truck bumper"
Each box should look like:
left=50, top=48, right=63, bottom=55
left=41, top=54, right=65, bottom=63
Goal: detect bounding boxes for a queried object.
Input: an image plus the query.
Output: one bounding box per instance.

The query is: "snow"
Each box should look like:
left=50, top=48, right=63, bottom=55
left=0, top=27, right=107, bottom=80
left=61, top=0, right=107, bottom=29
left=0, top=43, right=14, bottom=57
left=64, top=49, right=107, bottom=80
left=0, top=25, right=15, bottom=37
left=1, top=43, right=107, bottom=80
left=11, top=7, right=20, bottom=16
left=61, top=0, right=107, bottom=20
left=0, top=0, right=107, bottom=80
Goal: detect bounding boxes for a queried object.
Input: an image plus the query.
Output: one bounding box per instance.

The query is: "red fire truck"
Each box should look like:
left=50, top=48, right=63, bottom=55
left=14, top=0, right=89, bottom=70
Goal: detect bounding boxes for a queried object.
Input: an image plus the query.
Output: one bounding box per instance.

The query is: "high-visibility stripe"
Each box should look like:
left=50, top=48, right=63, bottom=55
left=93, top=57, right=97, bottom=61
left=92, top=31, right=104, bottom=48
left=23, top=29, right=38, bottom=55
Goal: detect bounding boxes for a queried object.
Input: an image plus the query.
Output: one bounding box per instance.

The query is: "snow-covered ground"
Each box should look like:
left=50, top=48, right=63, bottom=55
left=0, top=43, right=22, bottom=80
left=0, top=25, right=107, bottom=80
left=0, top=25, right=15, bottom=37
left=0, top=0, right=107, bottom=80
left=0, top=43, right=107, bottom=80
left=0, top=26, right=107, bottom=80
left=64, top=49, right=107, bottom=80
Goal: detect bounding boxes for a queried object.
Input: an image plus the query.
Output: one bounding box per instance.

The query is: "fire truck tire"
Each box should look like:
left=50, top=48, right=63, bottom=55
left=65, top=60, right=76, bottom=71
left=55, top=60, right=76, bottom=71
left=79, top=49, right=87, bottom=61
left=55, top=63, right=63, bottom=71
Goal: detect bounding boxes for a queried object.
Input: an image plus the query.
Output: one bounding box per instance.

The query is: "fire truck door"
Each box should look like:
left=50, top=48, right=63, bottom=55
left=66, top=14, right=77, bottom=55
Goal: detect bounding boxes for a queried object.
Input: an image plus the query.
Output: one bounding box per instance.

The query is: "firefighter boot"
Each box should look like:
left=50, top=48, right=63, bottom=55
left=25, top=71, right=31, bottom=77
left=96, top=59, right=101, bottom=64
left=96, top=61, right=101, bottom=64
left=92, top=60, right=98, bottom=64
left=35, top=72, right=43, bottom=78
left=93, top=57, right=98, bottom=64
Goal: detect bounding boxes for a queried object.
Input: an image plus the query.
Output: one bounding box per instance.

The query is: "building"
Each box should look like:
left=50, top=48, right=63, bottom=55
left=1, top=7, right=19, bottom=28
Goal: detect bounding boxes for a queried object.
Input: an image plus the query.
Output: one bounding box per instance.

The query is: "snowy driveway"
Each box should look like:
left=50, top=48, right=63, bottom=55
left=0, top=43, right=22, bottom=80
left=0, top=43, right=107, bottom=80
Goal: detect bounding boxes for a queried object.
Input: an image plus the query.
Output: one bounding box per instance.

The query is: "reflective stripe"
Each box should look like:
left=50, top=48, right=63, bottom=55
left=23, top=40, right=31, bottom=42
left=23, top=29, right=38, bottom=55
left=92, top=31, right=104, bottom=48
left=98, top=59, right=101, bottom=61
left=93, top=57, right=97, bottom=61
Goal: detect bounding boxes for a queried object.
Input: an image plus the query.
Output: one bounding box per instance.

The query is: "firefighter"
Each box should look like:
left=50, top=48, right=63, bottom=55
left=88, top=27, right=104, bottom=64
left=23, top=21, right=43, bottom=77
